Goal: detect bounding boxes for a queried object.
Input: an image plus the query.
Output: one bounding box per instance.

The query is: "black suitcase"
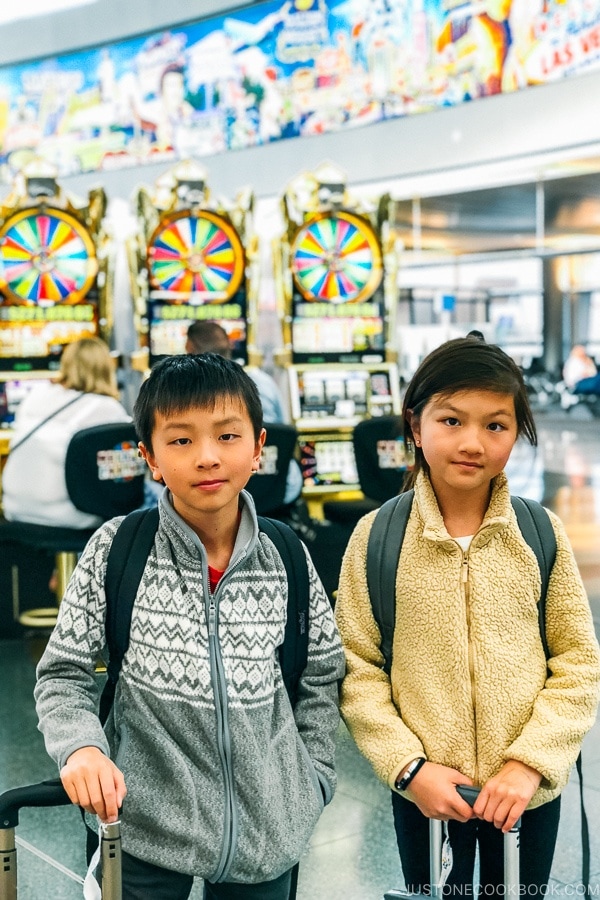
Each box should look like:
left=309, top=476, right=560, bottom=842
left=384, top=786, right=521, bottom=899
left=0, top=779, right=122, bottom=900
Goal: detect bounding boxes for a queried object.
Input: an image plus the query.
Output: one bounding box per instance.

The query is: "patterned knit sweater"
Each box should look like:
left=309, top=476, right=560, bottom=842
left=335, top=471, right=600, bottom=808
left=35, top=490, right=344, bottom=883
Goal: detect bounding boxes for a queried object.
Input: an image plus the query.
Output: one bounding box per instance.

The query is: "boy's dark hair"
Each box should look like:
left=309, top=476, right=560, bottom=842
left=402, top=337, right=537, bottom=488
left=134, top=353, right=263, bottom=452
left=186, top=321, right=232, bottom=358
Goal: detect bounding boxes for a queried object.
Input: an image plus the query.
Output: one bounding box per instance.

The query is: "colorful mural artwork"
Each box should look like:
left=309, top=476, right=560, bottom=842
left=1, top=0, right=599, bottom=181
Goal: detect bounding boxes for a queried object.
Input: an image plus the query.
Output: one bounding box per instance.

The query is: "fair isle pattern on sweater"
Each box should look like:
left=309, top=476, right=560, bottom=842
left=50, top=511, right=337, bottom=711
left=35, top=492, right=345, bottom=883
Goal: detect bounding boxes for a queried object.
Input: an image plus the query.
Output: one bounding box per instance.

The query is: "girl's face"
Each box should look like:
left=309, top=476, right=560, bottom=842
left=410, top=389, right=519, bottom=502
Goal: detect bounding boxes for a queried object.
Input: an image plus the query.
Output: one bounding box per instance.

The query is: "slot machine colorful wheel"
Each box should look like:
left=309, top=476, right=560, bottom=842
left=290, top=210, right=383, bottom=303
left=0, top=207, right=97, bottom=305
left=147, top=210, right=245, bottom=301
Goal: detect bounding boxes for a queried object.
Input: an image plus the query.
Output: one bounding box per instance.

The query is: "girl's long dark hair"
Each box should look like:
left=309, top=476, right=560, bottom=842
left=402, top=337, right=537, bottom=489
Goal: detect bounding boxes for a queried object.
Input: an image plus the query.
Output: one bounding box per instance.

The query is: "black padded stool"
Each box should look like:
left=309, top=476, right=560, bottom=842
left=0, top=421, right=146, bottom=632
left=323, top=415, right=409, bottom=528
left=245, top=422, right=299, bottom=516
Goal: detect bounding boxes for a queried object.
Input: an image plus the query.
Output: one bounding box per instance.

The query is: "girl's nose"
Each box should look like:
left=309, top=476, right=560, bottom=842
left=459, top=428, right=484, bottom=453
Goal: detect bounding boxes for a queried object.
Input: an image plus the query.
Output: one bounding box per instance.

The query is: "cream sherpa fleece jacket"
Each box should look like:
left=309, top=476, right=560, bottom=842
left=336, top=471, right=600, bottom=808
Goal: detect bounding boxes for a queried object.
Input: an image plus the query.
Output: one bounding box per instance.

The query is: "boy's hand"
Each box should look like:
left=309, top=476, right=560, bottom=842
left=473, top=760, right=542, bottom=833
left=60, top=747, right=126, bottom=823
left=405, top=762, right=474, bottom=822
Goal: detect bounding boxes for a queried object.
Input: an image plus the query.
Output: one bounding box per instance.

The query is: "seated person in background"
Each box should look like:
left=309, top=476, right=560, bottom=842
left=2, top=337, right=131, bottom=529
left=563, top=345, right=597, bottom=391
left=185, top=321, right=303, bottom=507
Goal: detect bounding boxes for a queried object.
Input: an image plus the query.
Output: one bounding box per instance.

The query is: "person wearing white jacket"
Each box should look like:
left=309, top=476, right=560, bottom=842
left=2, top=337, right=131, bottom=529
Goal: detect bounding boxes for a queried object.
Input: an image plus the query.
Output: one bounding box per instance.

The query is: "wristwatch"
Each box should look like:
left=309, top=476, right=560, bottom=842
left=395, top=757, right=426, bottom=792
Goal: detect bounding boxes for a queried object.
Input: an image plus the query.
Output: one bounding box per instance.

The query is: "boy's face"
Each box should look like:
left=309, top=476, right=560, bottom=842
left=139, top=398, right=266, bottom=531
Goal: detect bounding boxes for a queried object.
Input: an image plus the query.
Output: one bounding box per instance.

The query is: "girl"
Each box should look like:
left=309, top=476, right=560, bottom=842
left=335, top=337, right=600, bottom=895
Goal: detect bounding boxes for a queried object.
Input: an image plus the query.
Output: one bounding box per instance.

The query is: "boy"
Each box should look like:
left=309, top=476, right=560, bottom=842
left=35, top=353, right=344, bottom=900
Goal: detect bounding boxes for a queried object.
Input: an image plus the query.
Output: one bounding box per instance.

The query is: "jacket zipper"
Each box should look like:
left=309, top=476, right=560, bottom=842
left=461, top=550, right=479, bottom=785
left=205, top=573, right=239, bottom=882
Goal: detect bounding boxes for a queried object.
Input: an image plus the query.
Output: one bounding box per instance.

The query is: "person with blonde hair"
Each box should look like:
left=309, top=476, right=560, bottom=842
left=2, top=337, right=131, bottom=528
left=57, top=336, right=123, bottom=399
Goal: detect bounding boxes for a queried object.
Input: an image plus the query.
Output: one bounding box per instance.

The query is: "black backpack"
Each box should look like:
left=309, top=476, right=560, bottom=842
left=99, top=506, right=310, bottom=724
left=366, top=490, right=591, bottom=896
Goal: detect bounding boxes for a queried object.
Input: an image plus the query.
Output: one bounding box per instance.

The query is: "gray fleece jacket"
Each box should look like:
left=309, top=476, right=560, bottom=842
left=35, top=490, right=344, bottom=883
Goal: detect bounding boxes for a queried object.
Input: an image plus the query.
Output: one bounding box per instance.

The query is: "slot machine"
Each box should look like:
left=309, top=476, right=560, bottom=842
left=0, top=160, right=111, bottom=455
left=129, top=159, right=259, bottom=371
left=274, top=161, right=402, bottom=511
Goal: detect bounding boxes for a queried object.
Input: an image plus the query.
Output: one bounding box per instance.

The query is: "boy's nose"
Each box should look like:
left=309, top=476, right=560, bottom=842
left=194, top=443, right=220, bottom=467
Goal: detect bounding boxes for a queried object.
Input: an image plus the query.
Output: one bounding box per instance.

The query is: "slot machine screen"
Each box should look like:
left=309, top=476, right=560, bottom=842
left=291, top=299, right=385, bottom=364
left=147, top=299, right=247, bottom=365
left=293, top=367, right=396, bottom=424
left=0, top=302, right=99, bottom=372
left=299, top=434, right=359, bottom=490
left=0, top=377, right=52, bottom=428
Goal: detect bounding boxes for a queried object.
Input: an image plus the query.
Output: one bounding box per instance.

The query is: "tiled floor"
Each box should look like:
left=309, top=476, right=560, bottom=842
left=1, top=408, right=599, bottom=898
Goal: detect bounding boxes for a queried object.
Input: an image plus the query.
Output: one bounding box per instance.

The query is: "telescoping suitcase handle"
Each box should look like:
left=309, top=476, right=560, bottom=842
left=0, top=778, right=122, bottom=900
left=385, top=786, right=521, bottom=900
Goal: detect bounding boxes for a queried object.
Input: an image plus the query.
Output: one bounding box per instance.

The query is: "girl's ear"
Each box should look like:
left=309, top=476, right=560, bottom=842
left=407, top=409, right=420, bottom=444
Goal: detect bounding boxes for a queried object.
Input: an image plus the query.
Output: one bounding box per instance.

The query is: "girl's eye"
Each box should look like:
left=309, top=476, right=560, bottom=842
left=487, top=422, right=506, bottom=432
left=443, top=417, right=460, bottom=427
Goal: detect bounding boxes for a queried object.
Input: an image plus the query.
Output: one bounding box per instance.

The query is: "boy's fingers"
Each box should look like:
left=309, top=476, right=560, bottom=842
left=97, top=768, right=122, bottom=822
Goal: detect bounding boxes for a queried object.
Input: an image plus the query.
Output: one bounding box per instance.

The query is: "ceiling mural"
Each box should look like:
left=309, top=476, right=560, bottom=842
left=1, top=0, right=599, bottom=181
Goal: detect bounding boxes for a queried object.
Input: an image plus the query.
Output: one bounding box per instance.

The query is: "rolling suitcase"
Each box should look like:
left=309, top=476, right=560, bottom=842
left=384, top=786, right=521, bottom=899
left=0, top=778, right=122, bottom=900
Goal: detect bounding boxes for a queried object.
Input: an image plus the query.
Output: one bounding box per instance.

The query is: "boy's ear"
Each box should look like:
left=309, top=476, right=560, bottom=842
left=138, top=442, right=163, bottom=482
left=252, top=428, right=267, bottom=471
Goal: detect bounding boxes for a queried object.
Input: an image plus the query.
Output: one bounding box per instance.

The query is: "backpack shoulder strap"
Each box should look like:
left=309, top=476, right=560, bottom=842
left=510, top=496, right=556, bottom=660
left=258, top=516, right=309, bottom=708
left=366, top=490, right=414, bottom=676
left=100, top=506, right=160, bottom=724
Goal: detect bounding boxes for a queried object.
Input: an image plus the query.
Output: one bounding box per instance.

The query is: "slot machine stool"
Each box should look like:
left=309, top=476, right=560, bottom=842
left=323, top=415, right=408, bottom=528
left=245, top=423, right=298, bottom=516
left=0, top=422, right=145, bottom=632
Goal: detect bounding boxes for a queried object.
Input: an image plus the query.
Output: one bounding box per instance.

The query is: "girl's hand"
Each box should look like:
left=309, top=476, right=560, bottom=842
left=60, top=746, right=127, bottom=823
left=473, top=760, right=542, bottom=833
left=405, top=762, right=475, bottom=822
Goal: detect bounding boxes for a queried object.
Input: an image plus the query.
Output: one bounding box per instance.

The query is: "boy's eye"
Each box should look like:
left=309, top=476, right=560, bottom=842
left=170, top=437, right=191, bottom=446
left=219, top=432, right=239, bottom=442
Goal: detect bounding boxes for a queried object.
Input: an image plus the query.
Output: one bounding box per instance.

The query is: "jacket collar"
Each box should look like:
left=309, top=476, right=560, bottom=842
left=413, top=470, right=513, bottom=548
left=157, top=487, right=260, bottom=569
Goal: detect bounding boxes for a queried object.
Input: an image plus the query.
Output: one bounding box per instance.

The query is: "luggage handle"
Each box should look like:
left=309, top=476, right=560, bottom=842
left=0, top=778, right=70, bottom=829
left=456, top=784, right=521, bottom=892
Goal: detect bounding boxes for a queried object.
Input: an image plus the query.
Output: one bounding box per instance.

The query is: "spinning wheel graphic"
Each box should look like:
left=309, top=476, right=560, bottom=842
left=0, top=208, right=97, bottom=305
left=147, top=211, right=245, bottom=301
left=290, top=211, right=383, bottom=303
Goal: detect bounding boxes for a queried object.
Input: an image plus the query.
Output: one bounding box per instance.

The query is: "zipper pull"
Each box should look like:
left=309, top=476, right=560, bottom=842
left=462, top=554, right=469, bottom=583
left=208, top=599, right=216, bottom=636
